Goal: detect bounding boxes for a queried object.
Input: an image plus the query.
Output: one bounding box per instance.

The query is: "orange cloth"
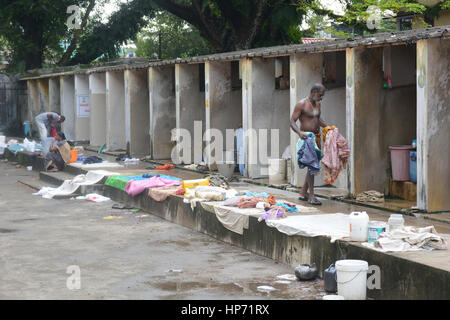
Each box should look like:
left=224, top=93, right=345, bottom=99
left=265, top=195, right=277, bottom=205
left=156, top=164, right=174, bottom=170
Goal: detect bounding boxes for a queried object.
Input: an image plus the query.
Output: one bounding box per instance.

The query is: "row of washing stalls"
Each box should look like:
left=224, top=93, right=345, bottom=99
left=21, top=29, right=449, bottom=212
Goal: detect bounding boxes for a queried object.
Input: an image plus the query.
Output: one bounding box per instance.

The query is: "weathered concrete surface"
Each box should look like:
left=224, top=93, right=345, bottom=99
left=149, top=66, right=176, bottom=160
left=416, top=38, right=450, bottom=212
left=205, top=61, right=242, bottom=167
left=49, top=77, right=61, bottom=114
left=175, top=63, right=205, bottom=164
left=0, top=162, right=326, bottom=300
left=124, top=69, right=150, bottom=157
left=74, top=74, right=90, bottom=140
left=60, top=75, right=76, bottom=141
left=105, top=71, right=126, bottom=151
left=89, top=73, right=107, bottom=147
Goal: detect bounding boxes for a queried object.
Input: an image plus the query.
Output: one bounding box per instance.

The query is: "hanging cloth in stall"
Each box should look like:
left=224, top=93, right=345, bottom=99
left=321, top=127, right=350, bottom=184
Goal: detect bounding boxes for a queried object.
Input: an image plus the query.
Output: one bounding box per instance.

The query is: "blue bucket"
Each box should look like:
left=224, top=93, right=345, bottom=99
left=410, top=151, right=417, bottom=183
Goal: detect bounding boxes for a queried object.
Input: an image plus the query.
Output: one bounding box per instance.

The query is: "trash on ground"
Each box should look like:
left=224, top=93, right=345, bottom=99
left=276, top=274, right=297, bottom=281
left=294, top=263, right=318, bottom=281
left=257, top=285, right=277, bottom=292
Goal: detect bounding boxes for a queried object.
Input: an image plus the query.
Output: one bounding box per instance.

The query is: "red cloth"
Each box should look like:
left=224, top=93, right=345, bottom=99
left=49, top=127, right=57, bottom=137
left=321, top=128, right=350, bottom=184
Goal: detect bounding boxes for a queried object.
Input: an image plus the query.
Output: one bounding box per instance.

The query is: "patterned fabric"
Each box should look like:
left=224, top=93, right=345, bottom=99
left=321, top=128, right=350, bottom=184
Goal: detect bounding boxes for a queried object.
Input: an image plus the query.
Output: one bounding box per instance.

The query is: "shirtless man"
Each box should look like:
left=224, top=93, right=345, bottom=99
left=290, top=84, right=327, bottom=205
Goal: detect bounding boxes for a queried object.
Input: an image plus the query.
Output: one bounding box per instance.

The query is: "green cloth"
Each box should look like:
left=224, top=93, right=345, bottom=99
left=105, top=175, right=132, bottom=191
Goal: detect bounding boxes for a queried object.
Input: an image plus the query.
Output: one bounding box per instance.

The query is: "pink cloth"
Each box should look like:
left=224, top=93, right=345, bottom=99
left=321, top=128, right=350, bottom=184
left=125, top=176, right=181, bottom=197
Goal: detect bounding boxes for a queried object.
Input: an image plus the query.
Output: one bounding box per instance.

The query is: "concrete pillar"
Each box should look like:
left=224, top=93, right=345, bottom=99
left=89, top=73, right=107, bottom=147
left=149, top=66, right=176, bottom=159
left=289, top=53, right=323, bottom=187
left=241, top=58, right=291, bottom=178
left=49, top=78, right=60, bottom=114
left=74, top=74, right=90, bottom=141
left=60, top=75, right=75, bottom=140
left=175, top=63, right=205, bottom=164
left=124, top=69, right=150, bottom=157
left=105, top=71, right=126, bottom=151
left=205, top=61, right=242, bottom=167
left=27, top=80, right=39, bottom=123
left=416, top=38, right=450, bottom=212
left=346, top=47, right=384, bottom=196
left=38, top=79, right=49, bottom=113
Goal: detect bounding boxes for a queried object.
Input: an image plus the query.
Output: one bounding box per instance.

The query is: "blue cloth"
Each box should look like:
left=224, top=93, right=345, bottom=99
left=274, top=203, right=298, bottom=212
left=242, top=191, right=270, bottom=198
left=296, top=133, right=322, bottom=175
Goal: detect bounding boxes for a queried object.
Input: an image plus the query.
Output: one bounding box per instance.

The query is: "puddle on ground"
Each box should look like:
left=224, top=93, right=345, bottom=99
left=10, top=218, right=38, bottom=223
left=0, top=228, right=17, bottom=233
left=147, top=277, right=325, bottom=299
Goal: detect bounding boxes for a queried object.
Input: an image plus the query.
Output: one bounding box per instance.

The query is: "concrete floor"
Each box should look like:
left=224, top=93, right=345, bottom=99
left=0, top=162, right=327, bottom=300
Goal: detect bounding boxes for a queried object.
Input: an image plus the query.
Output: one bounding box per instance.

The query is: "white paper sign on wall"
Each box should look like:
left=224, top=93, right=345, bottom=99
left=77, top=95, right=90, bottom=118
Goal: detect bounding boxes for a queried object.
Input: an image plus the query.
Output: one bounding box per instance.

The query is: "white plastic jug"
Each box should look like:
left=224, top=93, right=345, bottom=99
left=349, top=211, right=369, bottom=242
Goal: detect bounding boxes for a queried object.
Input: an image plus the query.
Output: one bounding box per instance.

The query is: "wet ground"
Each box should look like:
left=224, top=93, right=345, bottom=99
left=0, top=162, right=327, bottom=299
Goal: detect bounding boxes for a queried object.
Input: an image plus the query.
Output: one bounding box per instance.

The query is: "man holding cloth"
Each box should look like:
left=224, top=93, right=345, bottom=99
left=34, top=112, right=65, bottom=140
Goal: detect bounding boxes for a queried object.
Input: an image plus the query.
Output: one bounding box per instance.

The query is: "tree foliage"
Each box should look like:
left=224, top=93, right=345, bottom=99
left=135, top=11, right=213, bottom=59
left=150, top=0, right=312, bottom=51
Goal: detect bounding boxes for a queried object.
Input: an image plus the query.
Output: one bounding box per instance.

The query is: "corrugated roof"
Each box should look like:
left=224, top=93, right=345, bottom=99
left=20, top=25, right=449, bottom=80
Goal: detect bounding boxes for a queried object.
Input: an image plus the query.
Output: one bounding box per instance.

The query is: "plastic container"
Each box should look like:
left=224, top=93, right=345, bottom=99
left=324, top=264, right=337, bottom=293
left=349, top=211, right=369, bottom=242
left=268, top=158, right=286, bottom=184
left=388, top=214, right=404, bottom=232
left=23, top=121, right=31, bottom=137
left=368, top=221, right=387, bottom=242
left=389, top=145, right=415, bottom=181
left=182, top=178, right=210, bottom=191
left=336, top=260, right=369, bottom=300
left=69, top=149, right=78, bottom=163
left=323, top=295, right=344, bottom=300
left=410, top=151, right=417, bottom=183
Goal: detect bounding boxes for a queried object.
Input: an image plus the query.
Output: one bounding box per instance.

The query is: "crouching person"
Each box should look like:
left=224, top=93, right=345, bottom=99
left=44, top=131, right=71, bottom=172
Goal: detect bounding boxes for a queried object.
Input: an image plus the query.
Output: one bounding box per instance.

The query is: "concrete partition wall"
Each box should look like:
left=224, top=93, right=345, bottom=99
left=49, top=77, right=60, bottom=114
left=105, top=71, right=126, bottom=151
left=417, top=38, right=450, bottom=212
left=149, top=66, right=176, bottom=159
left=205, top=61, right=242, bottom=167
left=124, top=69, right=150, bottom=157
left=89, top=73, right=107, bottom=147
left=38, top=78, right=49, bottom=112
left=289, top=53, right=323, bottom=186
left=242, top=58, right=290, bottom=178
left=74, top=74, right=90, bottom=140
left=175, top=63, right=205, bottom=164
left=60, top=75, right=75, bottom=140
left=27, top=80, right=39, bottom=123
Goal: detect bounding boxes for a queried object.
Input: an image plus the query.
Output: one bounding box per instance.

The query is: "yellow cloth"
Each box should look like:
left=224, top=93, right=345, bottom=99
left=56, top=142, right=72, bottom=164
left=322, top=125, right=336, bottom=142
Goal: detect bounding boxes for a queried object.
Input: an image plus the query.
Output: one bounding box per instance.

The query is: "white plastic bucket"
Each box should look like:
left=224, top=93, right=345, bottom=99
left=336, top=260, right=368, bottom=300
left=323, top=295, right=344, bottom=300
left=349, top=211, right=369, bottom=242
left=268, top=158, right=286, bottom=183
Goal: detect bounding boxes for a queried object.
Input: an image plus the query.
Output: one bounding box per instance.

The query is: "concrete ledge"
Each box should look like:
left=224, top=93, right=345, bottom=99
left=100, top=184, right=449, bottom=300
left=5, top=148, right=450, bottom=299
